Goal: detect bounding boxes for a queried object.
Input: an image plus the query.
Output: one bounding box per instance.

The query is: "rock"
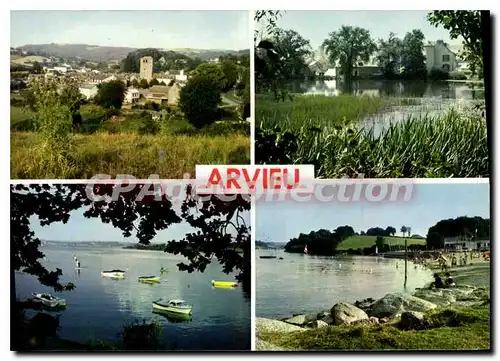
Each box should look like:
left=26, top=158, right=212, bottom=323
left=354, top=298, right=376, bottom=312
left=317, top=320, right=329, bottom=328
left=317, top=311, right=330, bottom=319
left=350, top=316, right=379, bottom=327
left=331, top=302, right=369, bottom=325
left=255, top=338, right=285, bottom=351
left=305, top=319, right=330, bottom=329
left=399, top=311, right=425, bottom=330
left=283, top=313, right=317, bottom=326
left=379, top=317, right=389, bottom=324
left=370, top=293, right=437, bottom=318
left=255, top=318, right=306, bottom=335
left=319, top=315, right=334, bottom=325
left=413, top=288, right=456, bottom=306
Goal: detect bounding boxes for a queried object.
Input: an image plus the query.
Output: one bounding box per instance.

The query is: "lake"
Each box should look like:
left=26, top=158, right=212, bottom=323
left=256, top=249, right=433, bottom=318
left=15, top=245, right=251, bottom=350
left=286, top=79, right=485, bottom=137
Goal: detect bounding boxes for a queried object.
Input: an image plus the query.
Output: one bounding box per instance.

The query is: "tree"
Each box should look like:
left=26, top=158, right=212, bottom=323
left=31, top=61, right=43, bottom=74
left=131, top=79, right=139, bottom=87
left=401, top=29, right=427, bottom=79
left=366, top=227, right=386, bottom=236
left=179, top=75, right=222, bottom=128
left=273, top=28, right=312, bottom=78
left=191, top=63, right=226, bottom=90
left=139, top=79, right=149, bottom=89
left=322, top=26, right=376, bottom=83
left=407, top=227, right=412, bottom=237
left=427, top=11, right=483, bottom=77
left=425, top=216, right=490, bottom=249
left=149, top=78, right=160, bottom=86
left=333, top=225, right=355, bottom=240
left=376, top=32, right=403, bottom=78
left=400, top=225, right=408, bottom=237
left=385, top=226, right=396, bottom=237
left=375, top=236, right=385, bottom=250
left=220, top=60, right=239, bottom=91
left=11, top=184, right=250, bottom=294
left=97, top=80, right=126, bottom=109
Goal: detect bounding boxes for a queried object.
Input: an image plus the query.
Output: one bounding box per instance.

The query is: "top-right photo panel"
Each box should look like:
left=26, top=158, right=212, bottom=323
left=254, top=10, right=490, bottom=178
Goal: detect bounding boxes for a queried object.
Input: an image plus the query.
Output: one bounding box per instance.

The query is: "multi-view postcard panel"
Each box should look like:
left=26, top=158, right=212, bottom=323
left=9, top=9, right=491, bottom=353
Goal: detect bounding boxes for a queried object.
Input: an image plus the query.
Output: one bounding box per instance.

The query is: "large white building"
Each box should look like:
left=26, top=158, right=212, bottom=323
left=124, top=87, right=140, bottom=104
left=443, top=236, right=490, bottom=251
left=424, top=40, right=458, bottom=74
left=78, top=84, right=98, bottom=100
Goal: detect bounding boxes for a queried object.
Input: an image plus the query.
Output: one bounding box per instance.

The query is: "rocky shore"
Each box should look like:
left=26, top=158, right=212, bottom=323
left=256, top=284, right=489, bottom=350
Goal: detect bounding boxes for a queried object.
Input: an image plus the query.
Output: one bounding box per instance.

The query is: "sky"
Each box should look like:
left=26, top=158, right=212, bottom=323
left=258, top=10, right=460, bottom=50
left=256, top=183, right=490, bottom=243
left=10, top=10, right=249, bottom=49
left=28, top=194, right=250, bottom=244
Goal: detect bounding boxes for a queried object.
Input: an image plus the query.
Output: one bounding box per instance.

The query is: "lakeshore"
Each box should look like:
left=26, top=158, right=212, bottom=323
left=256, top=259, right=490, bottom=350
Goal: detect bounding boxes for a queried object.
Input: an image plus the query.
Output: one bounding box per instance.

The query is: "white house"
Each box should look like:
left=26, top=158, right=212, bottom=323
left=175, top=70, right=187, bottom=83
left=443, top=236, right=490, bottom=251
left=424, top=40, right=458, bottom=73
left=124, top=87, right=140, bottom=104
left=79, top=84, right=98, bottom=100
left=53, top=66, right=68, bottom=74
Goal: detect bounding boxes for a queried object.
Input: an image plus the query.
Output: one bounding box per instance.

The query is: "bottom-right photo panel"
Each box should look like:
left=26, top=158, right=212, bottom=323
left=255, top=182, right=491, bottom=351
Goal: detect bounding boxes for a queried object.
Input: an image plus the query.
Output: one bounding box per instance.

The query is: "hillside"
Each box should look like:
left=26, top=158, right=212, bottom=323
left=336, top=235, right=426, bottom=251
left=15, top=43, right=249, bottom=62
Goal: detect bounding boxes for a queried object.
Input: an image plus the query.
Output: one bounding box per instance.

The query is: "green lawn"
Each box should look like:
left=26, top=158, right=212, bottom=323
left=336, top=235, right=426, bottom=251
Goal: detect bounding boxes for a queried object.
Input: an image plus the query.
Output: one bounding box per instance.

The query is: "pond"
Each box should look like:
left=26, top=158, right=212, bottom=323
left=15, top=244, right=251, bottom=350
left=286, top=79, right=485, bottom=137
left=256, top=249, right=433, bottom=318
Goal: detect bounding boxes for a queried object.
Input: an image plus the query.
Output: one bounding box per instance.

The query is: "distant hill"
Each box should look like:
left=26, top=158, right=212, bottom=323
left=15, top=43, right=249, bottom=63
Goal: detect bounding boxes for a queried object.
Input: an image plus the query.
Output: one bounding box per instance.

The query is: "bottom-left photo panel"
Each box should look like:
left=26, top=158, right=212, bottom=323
left=11, top=183, right=251, bottom=351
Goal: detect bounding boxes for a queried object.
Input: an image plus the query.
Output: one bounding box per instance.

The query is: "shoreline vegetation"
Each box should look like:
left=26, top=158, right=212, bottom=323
left=124, top=243, right=244, bottom=254
left=256, top=259, right=491, bottom=351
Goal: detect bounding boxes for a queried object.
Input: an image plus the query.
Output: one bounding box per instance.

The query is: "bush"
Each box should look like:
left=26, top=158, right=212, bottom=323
left=138, top=117, right=160, bottom=135
left=119, top=320, right=162, bottom=350
left=201, top=121, right=250, bottom=136
left=179, top=75, right=222, bottom=129
left=450, top=72, right=468, bottom=80
left=161, top=118, right=198, bottom=136
left=428, top=69, right=450, bottom=81
left=97, top=80, right=126, bottom=109
left=105, top=108, right=121, bottom=119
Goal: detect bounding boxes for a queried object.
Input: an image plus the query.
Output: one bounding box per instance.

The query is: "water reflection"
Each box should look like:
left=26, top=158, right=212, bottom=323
left=286, top=79, right=485, bottom=100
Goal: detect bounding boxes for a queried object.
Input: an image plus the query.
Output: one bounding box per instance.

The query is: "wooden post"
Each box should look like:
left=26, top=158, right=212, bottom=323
left=404, top=237, right=408, bottom=289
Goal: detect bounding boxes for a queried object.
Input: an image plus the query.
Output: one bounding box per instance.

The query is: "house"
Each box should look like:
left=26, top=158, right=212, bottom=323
left=175, top=70, right=187, bottom=83
left=53, top=66, right=68, bottom=74
left=124, top=87, right=140, bottom=104
left=140, top=84, right=183, bottom=106
left=79, top=84, right=99, bottom=100
left=443, top=236, right=490, bottom=251
left=424, top=40, right=458, bottom=73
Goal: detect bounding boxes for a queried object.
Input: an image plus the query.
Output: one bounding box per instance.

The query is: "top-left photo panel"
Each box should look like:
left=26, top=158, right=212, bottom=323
left=10, top=10, right=251, bottom=180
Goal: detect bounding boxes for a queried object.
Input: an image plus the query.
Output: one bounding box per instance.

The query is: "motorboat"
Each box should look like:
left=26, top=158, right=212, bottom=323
left=211, top=280, right=238, bottom=288
left=152, top=299, right=192, bottom=315
left=138, top=276, right=161, bottom=283
left=101, top=270, right=126, bottom=278
left=32, top=293, right=66, bottom=308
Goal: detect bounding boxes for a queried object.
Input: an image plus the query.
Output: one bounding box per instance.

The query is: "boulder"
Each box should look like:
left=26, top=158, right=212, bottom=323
left=370, top=293, right=437, bottom=318
left=255, top=338, right=285, bottom=351
left=331, top=302, right=369, bottom=325
left=319, top=314, right=334, bottom=325
left=256, top=318, right=306, bottom=335
left=354, top=298, right=376, bottom=313
left=305, top=319, right=329, bottom=329
left=283, top=313, right=317, bottom=326
left=399, top=311, right=425, bottom=330
left=413, top=289, right=456, bottom=306
left=350, top=317, right=379, bottom=327
left=317, top=320, right=329, bottom=328
left=317, top=311, right=330, bottom=319
left=379, top=317, right=389, bottom=324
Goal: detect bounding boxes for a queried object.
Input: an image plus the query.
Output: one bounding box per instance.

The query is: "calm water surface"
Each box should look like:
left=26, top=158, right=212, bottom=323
left=288, top=79, right=485, bottom=137
left=15, top=245, right=250, bottom=350
left=256, top=249, right=433, bottom=318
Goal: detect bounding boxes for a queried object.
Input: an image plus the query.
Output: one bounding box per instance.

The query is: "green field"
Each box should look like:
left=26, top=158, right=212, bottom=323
left=336, top=235, right=426, bottom=251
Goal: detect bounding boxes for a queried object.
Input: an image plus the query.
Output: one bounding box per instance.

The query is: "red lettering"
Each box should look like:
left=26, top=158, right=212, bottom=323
left=207, top=169, right=223, bottom=186
left=227, top=168, right=241, bottom=189
left=269, top=168, right=282, bottom=190
left=285, top=169, right=300, bottom=189
left=263, top=168, right=268, bottom=189
left=242, top=168, right=260, bottom=190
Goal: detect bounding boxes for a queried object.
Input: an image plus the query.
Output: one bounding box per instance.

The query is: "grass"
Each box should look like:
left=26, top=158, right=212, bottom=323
left=336, top=235, right=426, bottom=251
left=256, top=94, right=488, bottom=178
left=258, top=304, right=490, bottom=350
left=11, top=131, right=249, bottom=179
left=257, top=94, right=388, bottom=129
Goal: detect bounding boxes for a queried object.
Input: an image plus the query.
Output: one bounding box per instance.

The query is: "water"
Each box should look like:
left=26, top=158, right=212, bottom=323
left=256, top=249, right=433, bottom=318
left=15, top=245, right=250, bottom=350
left=287, top=79, right=485, bottom=137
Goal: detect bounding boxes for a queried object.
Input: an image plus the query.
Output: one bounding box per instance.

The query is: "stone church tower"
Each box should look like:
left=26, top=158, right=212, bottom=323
left=140, top=56, right=153, bottom=81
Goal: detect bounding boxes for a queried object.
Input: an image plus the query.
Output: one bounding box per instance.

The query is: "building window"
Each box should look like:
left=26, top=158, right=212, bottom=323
left=442, top=54, right=450, bottom=62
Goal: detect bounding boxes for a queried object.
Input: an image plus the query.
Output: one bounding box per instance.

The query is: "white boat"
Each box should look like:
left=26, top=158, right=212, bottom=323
left=101, top=270, right=126, bottom=278
left=32, top=293, right=66, bottom=308
left=152, top=299, right=192, bottom=315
